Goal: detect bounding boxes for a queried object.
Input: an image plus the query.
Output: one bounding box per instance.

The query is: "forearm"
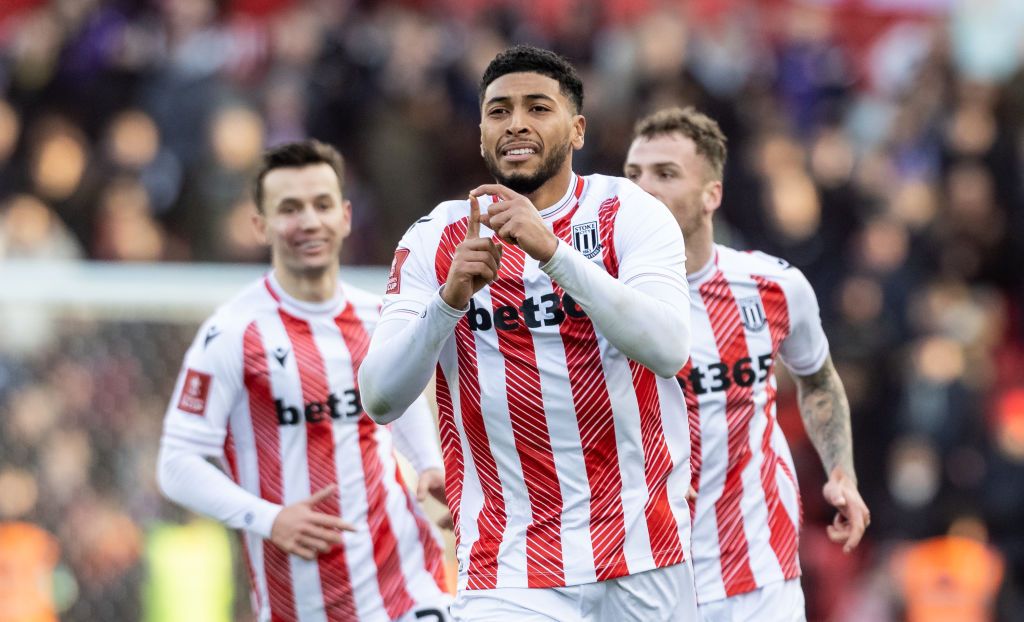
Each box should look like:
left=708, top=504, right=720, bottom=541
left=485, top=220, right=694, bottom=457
left=540, top=240, right=691, bottom=376
left=795, top=356, right=856, bottom=481
left=157, top=443, right=281, bottom=537
left=359, top=291, right=463, bottom=423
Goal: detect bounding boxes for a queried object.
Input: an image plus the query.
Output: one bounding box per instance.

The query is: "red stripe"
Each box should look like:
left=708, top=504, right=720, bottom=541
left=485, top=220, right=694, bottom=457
left=597, top=197, right=621, bottom=278
left=394, top=466, right=448, bottom=591
left=243, top=322, right=297, bottom=620
left=677, top=359, right=701, bottom=524
left=278, top=311, right=357, bottom=620
left=754, top=276, right=800, bottom=579
left=699, top=272, right=758, bottom=597
left=435, top=365, right=463, bottom=542
left=436, top=218, right=507, bottom=590
left=549, top=211, right=629, bottom=581
left=335, top=302, right=417, bottom=618
left=489, top=241, right=565, bottom=587
left=630, top=361, right=686, bottom=567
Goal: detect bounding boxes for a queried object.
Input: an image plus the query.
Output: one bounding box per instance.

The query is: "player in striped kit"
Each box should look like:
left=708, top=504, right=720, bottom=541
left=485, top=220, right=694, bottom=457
left=624, top=107, right=871, bottom=621
left=157, top=140, right=452, bottom=622
left=359, top=46, right=700, bottom=621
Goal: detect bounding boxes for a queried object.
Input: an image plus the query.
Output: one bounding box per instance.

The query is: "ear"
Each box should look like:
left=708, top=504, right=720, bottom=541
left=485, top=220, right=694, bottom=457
left=252, top=209, right=269, bottom=245
left=571, top=114, right=586, bottom=150
left=340, top=199, right=353, bottom=238
left=703, top=180, right=723, bottom=215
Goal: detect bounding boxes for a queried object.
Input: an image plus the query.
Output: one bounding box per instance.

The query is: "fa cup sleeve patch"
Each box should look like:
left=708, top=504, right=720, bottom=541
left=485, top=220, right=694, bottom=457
left=177, top=368, right=213, bottom=415
left=386, top=248, right=411, bottom=295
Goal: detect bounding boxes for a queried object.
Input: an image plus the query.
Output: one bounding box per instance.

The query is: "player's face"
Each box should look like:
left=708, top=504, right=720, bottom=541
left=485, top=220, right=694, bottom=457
left=624, top=133, right=720, bottom=238
left=480, top=72, right=585, bottom=195
left=255, top=163, right=351, bottom=277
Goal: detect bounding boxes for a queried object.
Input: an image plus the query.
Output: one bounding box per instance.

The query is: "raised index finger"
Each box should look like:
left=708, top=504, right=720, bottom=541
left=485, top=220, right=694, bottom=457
left=467, top=194, right=480, bottom=240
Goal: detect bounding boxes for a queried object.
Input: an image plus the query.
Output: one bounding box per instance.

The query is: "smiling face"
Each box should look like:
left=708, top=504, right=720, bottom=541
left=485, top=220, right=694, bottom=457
left=479, top=72, right=585, bottom=196
left=254, top=162, right=351, bottom=280
left=625, top=132, right=720, bottom=238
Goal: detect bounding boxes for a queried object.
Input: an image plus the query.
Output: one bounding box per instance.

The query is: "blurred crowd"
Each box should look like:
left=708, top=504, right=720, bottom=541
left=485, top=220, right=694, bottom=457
left=1, top=0, right=1023, bottom=620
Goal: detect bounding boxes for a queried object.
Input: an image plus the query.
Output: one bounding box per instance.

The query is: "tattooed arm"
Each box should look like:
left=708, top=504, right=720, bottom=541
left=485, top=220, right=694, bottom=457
left=794, top=355, right=855, bottom=479
left=794, top=355, right=870, bottom=553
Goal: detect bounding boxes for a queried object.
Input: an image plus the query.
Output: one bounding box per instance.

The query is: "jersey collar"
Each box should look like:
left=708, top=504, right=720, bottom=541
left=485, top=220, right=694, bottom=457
left=264, top=271, right=347, bottom=316
left=687, top=246, right=719, bottom=285
left=538, top=173, right=585, bottom=221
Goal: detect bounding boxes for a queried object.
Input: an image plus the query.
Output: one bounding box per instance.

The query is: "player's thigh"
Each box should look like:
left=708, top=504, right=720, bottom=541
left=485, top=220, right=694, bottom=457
left=450, top=586, right=581, bottom=622
left=698, top=578, right=806, bottom=622
left=600, top=561, right=701, bottom=622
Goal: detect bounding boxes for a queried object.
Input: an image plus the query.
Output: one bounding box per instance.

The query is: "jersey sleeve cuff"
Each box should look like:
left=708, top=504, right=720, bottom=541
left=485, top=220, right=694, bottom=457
left=782, top=341, right=830, bottom=377
left=246, top=499, right=284, bottom=539
left=538, top=238, right=576, bottom=279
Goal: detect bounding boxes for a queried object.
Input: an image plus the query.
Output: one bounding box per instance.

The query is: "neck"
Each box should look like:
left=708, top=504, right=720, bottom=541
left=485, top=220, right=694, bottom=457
left=526, top=167, right=573, bottom=210
left=272, top=264, right=339, bottom=303
left=685, top=227, right=715, bottom=275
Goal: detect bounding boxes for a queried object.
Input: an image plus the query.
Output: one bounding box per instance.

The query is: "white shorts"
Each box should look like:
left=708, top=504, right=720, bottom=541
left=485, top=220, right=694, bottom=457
left=698, top=578, right=805, bottom=622
left=395, top=594, right=454, bottom=622
left=450, top=561, right=700, bottom=622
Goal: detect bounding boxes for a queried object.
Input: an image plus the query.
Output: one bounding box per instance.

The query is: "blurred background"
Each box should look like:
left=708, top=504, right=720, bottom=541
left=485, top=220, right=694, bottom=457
left=0, top=0, right=1022, bottom=620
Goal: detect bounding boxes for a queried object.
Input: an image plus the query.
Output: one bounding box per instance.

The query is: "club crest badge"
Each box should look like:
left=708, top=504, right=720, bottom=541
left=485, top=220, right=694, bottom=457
left=572, top=221, right=601, bottom=259
left=738, top=296, right=767, bottom=332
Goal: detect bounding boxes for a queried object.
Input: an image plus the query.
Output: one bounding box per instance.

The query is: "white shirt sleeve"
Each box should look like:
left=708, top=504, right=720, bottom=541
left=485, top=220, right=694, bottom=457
left=157, top=316, right=283, bottom=537
left=360, top=216, right=460, bottom=423
left=539, top=187, right=691, bottom=377
left=778, top=267, right=830, bottom=376
left=389, top=395, right=444, bottom=474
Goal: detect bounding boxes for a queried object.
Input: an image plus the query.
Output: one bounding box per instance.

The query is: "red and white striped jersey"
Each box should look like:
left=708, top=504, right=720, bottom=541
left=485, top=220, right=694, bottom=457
left=382, top=173, right=693, bottom=590
left=680, top=245, right=829, bottom=604
left=162, top=275, right=447, bottom=621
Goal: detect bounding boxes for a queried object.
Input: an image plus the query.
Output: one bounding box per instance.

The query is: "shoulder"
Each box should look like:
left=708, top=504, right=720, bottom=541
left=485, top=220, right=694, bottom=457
left=405, top=200, right=469, bottom=236
left=580, top=174, right=650, bottom=205
left=718, top=246, right=816, bottom=298
left=201, top=278, right=278, bottom=345
left=579, top=174, right=666, bottom=224
left=718, top=246, right=795, bottom=278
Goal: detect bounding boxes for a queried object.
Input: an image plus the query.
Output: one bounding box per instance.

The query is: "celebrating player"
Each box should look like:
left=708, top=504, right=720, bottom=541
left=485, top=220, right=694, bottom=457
left=358, top=45, right=700, bottom=621
left=624, top=106, right=870, bottom=621
left=157, top=140, right=452, bottom=622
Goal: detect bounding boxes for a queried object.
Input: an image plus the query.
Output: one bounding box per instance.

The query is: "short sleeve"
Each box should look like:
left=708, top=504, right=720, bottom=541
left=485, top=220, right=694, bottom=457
left=614, top=184, right=689, bottom=293
left=778, top=268, right=830, bottom=376
left=380, top=215, right=443, bottom=321
left=161, top=316, right=244, bottom=457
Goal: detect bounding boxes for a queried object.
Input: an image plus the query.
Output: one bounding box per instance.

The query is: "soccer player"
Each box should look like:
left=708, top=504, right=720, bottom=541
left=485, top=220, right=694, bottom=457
left=623, top=107, right=871, bottom=621
left=157, top=140, right=453, bottom=622
left=358, top=45, right=700, bottom=621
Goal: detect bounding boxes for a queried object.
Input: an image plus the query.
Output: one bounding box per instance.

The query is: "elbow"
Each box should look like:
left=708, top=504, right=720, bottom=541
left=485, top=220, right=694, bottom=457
left=650, top=322, right=690, bottom=377
left=358, top=368, right=400, bottom=425
left=155, top=445, right=178, bottom=502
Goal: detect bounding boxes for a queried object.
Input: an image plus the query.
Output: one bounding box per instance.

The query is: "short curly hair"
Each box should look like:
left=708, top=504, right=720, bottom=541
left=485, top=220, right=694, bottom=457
left=633, top=107, right=728, bottom=181
left=479, top=45, right=584, bottom=114
left=252, top=139, right=345, bottom=213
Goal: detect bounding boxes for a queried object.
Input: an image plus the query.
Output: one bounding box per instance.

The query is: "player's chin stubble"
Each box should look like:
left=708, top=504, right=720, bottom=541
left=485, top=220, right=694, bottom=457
left=483, top=140, right=572, bottom=195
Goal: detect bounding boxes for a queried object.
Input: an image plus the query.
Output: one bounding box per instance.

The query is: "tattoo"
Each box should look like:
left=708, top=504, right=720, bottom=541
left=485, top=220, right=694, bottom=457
left=794, top=356, right=856, bottom=481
